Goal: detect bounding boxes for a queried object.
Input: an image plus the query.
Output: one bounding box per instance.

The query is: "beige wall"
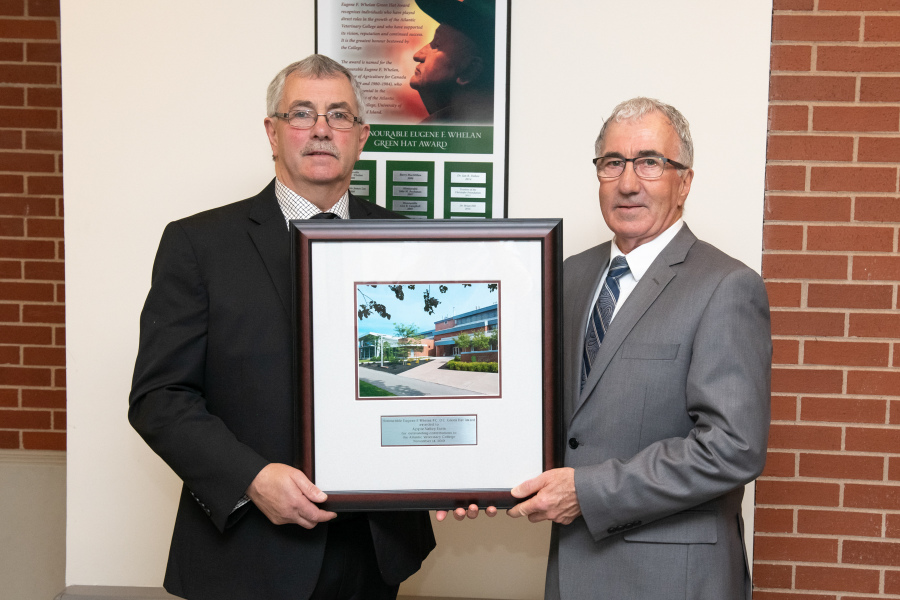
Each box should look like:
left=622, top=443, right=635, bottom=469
left=61, top=1, right=772, bottom=597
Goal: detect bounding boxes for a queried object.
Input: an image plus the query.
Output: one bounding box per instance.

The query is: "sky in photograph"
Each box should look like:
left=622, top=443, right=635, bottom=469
left=356, top=282, right=499, bottom=337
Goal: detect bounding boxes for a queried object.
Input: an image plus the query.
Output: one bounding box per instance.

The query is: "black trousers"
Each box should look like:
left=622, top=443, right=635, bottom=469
left=309, top=516, right=399, bottom=600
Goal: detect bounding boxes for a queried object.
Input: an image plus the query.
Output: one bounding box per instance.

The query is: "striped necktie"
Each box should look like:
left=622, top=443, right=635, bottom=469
left=581, top=255, right=630, bottom=391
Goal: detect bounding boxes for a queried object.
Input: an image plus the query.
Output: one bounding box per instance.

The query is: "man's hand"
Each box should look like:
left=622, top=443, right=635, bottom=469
left=246, top=463, right=337, bottom=528
left=507, top=468, right=581, bottom=525
left=435, top=504, right=498, bottom=522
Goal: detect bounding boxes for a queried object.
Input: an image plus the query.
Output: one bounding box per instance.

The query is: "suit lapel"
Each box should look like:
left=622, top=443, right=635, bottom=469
left=573, top=226, right=698, bottom=419
left=247, top=180, right=291, bottom=318
left=348, top=193, right=375, bottom=218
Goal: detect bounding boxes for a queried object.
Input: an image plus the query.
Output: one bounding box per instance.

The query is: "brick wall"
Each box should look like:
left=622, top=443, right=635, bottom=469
left=755, top=0, right=900, bottom=598
left=0, top=0, right=64, bottom=451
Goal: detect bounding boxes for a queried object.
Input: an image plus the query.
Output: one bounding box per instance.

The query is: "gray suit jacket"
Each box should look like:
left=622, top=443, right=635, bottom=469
left=547, top=225, right=771, bottom=600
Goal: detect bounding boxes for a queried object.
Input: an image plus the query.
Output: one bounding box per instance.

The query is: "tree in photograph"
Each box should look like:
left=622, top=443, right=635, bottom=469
left=455, top=332, right=473, bottom=352
left=489, top=327, right=499, bottom=350
left=472, top=330, right=491, bottom=351
left=393, top=323, right=424, bottom=358
left=357, top=282, right=497, bottom=321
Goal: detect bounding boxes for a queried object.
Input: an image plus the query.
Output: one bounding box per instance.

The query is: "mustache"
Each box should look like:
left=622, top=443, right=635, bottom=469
left=302, top=141, right=341, bottom=158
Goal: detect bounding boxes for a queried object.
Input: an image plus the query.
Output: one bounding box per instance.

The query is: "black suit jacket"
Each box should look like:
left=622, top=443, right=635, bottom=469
left=129, top=180, right=435, bottom=600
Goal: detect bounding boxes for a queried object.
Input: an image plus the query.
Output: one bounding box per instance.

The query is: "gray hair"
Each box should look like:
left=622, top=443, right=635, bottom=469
left=594, top=97, right=694, bottom=169
left=266, top=54, right=367, bottom=124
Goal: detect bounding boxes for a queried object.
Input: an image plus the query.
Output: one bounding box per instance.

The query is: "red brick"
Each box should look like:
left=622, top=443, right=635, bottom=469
left=0, top=345, right=19, bottom=363
left=0, top=196, right=55, bottom=216
left=53, top=325, right=62, bottom=346
left=755, top=507, right=794, bottom=533
left=28, top=0, right=60, bottom=17
left=770, top=104, right=810, bottom=131
left=770, top=76, right=857, bottom=102
left=0, top=281, right=53, bottom=302
left=0, top=174, right=24, bottom=193
left=854, top=256, right=900, bottom=282
left=769, top=423, right=843, bottom=450
left=0, top=324, right=50, bottom=344
left=0, top=430, right=18, bottom=448
left=0, top=216, right=24, bottom=236
left=774, top=0, right=815, bottom=8
left=819, top=0, right=900, bottom=8
left=751, top=563, right=793, bottom=589
left=762, top=451, right=797, bottom=477
left=771, top=312, right=846, bottom=339
left=0, top=85, right=24, bottom=106
left=23, top=346, right=63, bottom=366
left=24, top=130, right=61, bottom=151
left=764, top=196, right=852, bottom=222
left=866, top=17, right=900, bottom=42
left=772, top=395, right=798, bottom=420
left=858, top=136, right=900, bottom=163
left=21, top=430, right=64, bottom=451
left=811, top=166, right=897, bottom=192
left=0, top=303, right=19, bottom=321
left=21, top=304, right=63, bottom=323
left=23, top=260, right=63, bottom=280
left=25, top=40, right=59, bottom=62
left=844, top=540, right=900, bottom=567
left=766, top=282, right=802, bottom=308
left=772, top=368, right=844, bottom=394
left=889, top=513, right=900, bottom=536
left=755, top=535, right=838, bottom=562
left=752, top=594, right=834, bottom=600
left=756, top=480, right=841, bottom=506
left=0, top=407, right=49, bottom=429
left=848, top=370, right=900, bottom=396
left=766, top=165, right=806, bottom=191
left=764, top=224, right=804, bottom=251
left=772, top=15, right=861, bottom=42
left=801, top=396, right=887, bottom=424
left=808, top=284, right=893, bottom=309
left=0, top=18, right=55, bottom=39
left=800, top=453, right=885, bottom=480
left=0, top=63, right=55, bottom=85
left=0, top=107, right=56, bottom=130
left=0, top=260, right=21, bottom=278
left=27, top=175, right=61, bottom=195
left=26, top=217, right=62, bottom=238
left=856, top=196, right=900, bottom=222
left=52, top=410, right=64, bottom=430
left=763, top=254, right=848, bottom=280
left=889, top=570, right=900, bottom=595
left=891, top=457, right=900, bottom=481
left=0, top=239, right=54, bottom=259
left=795, top=565, right=880, bottom=593
left=798, top=509, right=882, bottom=536
left=894, top=401, right=900, bottom=425
left=26, top=86, right=59, bottom=108
left=861, top=77, right=900, bottom=102
left=767, top=134, right=854, bottom=161
left=773, top=338, right=800, bottom=364
left=54, top=366, right=63, bottom=386
left=0, top=130, right=22, bottom=149
left=805, top=340, right=890, bottom=367
left=21, top=389, right=63, bottom=409
left=814, top=106, right=900, bottom=133
left=771, top=45, right=812, bottom=71
left=818, top=46, right=900, bottom=73
left=0, top=151, right=55, bottom=172
left=847, top=426, right=900, bottom=452
left=809, top=226, right=894, bottom=252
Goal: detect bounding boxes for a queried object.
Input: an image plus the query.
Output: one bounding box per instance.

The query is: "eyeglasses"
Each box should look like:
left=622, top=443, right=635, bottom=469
left=593, top=155, right=689, bottom=180
left=272, top=109, right=361, bottom=130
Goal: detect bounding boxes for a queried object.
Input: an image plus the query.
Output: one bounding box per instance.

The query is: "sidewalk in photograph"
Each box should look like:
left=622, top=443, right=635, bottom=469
left=359, top=367, right=480, bottom=397
left=397, top=357, right=499, bottom=396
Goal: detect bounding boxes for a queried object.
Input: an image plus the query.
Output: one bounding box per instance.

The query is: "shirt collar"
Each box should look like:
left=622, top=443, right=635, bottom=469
left=274, top=177, right=350, bottom=225
left=611, top=219, right=684, bottom=282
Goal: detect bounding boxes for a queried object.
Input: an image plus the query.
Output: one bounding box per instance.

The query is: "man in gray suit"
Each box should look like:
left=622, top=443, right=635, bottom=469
left=507, top=98, right=771, bottom=599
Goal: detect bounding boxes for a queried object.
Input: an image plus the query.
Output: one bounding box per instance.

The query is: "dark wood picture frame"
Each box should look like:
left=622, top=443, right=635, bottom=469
left=291, top=219, right=562, bottom=511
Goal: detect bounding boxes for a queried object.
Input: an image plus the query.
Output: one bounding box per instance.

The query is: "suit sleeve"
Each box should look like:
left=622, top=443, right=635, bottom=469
left=128, top=222, right=269, bottom=532
left=574, top=267, right=771, bottom=541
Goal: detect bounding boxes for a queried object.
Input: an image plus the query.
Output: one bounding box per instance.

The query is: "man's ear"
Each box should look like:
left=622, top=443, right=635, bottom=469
left=455, top=56, right=484, bottom=87
left=264, top=117, right=278, bottom=160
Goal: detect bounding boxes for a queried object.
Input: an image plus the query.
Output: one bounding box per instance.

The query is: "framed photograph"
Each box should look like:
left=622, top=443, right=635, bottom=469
left=292, top=219, right=562, bottom=510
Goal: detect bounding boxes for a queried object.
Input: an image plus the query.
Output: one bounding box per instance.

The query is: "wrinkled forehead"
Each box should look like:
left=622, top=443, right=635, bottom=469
left=600, top=112, right=680, bottom=156
left=280, top=73, right=357, bottom=112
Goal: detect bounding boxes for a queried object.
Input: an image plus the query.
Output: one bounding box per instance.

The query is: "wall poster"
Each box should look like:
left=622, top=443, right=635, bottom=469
left=317, top=0, right=510, bottom=218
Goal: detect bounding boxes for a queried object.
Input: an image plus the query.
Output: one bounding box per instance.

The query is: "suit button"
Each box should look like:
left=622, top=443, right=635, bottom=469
left=568, top=438, right=579, bottom=449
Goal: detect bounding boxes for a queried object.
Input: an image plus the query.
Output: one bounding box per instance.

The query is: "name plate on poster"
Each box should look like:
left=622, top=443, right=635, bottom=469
left=392, top=200, right=429, bottom=212
left=393, top=170, right=429, bottom=183
left=393, top=186, right=428, bottom=198
left=451, top=187, right=487, bottom=199
left=381, top=415, right=477, bottom=447
left=450, top=172, right=487, bottom=184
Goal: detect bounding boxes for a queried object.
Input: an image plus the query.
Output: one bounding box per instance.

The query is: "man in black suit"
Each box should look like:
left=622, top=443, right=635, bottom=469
left=129, top=54, right=434, bottom=600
